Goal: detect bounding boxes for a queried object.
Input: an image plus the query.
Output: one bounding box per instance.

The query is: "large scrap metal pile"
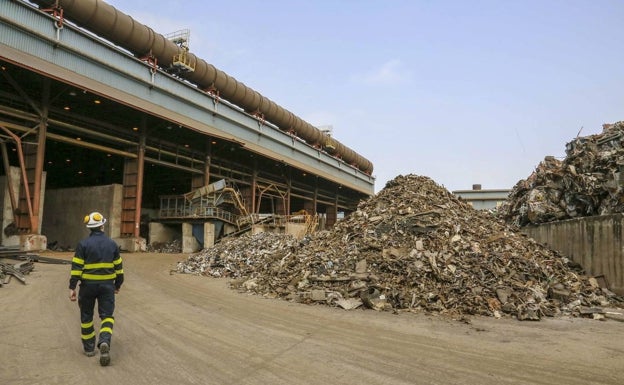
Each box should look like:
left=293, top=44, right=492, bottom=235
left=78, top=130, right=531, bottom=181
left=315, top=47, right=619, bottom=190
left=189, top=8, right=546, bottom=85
left=177, top=174, right=621, bottom=320
left=501, top=122, right=624, bottom=226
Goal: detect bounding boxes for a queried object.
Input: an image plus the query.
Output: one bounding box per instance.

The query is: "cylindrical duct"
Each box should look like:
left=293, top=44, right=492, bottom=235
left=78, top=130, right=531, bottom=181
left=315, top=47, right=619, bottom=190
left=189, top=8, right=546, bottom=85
left=32, top=0, right=374, bottom=174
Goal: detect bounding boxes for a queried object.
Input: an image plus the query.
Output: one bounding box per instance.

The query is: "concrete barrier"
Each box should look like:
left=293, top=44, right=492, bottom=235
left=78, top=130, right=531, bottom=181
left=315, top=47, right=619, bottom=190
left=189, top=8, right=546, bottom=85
left=523, top=214, right=624, bottom=295
left=40, top=184, right=122, bottom=249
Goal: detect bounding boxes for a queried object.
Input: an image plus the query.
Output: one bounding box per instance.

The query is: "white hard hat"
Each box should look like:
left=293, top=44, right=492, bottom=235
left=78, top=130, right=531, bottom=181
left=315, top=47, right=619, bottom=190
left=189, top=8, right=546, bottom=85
left=84, top=212, right=106, bottom=228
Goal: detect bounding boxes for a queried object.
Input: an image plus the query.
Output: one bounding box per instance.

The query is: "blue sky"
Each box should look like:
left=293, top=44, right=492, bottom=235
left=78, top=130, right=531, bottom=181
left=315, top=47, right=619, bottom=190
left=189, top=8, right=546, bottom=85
left=107, top=0, right=624, bottom=192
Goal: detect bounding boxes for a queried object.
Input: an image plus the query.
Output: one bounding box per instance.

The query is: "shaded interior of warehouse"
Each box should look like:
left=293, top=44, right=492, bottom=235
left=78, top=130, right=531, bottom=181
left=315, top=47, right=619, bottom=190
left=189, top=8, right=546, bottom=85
left=0, top=59, right=368, bottom=249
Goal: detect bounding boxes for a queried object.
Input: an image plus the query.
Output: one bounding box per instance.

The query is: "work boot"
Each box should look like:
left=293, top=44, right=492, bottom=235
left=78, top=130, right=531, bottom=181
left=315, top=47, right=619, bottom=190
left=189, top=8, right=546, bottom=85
left=84, top=350, right=96, bottom=357
left=99, top=342, right=110, bottom=366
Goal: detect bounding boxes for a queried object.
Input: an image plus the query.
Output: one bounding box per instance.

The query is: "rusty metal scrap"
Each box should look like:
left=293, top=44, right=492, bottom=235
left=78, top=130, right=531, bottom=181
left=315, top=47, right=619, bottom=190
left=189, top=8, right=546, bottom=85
left=0, top=259, right=34, bottom=286
left=502, top=122, right=624, bottom=226
left=177, top=174, right=623, bottom=320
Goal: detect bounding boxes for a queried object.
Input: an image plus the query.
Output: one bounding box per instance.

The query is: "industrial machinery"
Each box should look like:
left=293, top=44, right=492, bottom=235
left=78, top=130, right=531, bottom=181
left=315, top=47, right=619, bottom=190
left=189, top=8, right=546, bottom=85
left=159, top=179, right=319, bottom=240
left=160, top=179, right=248, bottom=224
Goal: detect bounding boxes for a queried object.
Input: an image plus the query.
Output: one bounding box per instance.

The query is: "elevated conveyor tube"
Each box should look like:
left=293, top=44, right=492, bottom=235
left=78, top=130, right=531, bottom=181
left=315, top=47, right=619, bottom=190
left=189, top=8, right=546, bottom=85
left=31, top=0, right=374, bottom=174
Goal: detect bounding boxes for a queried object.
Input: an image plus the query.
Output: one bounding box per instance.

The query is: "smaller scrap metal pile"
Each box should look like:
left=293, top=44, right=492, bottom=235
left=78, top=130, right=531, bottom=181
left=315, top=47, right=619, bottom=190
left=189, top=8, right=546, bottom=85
left=0, top=259, right=34, bottom=286
left=177, top=174, right=622, bottom=320
left=147, top=239, right=182, bottom=253
left=502, top=122, right=624, bottom=226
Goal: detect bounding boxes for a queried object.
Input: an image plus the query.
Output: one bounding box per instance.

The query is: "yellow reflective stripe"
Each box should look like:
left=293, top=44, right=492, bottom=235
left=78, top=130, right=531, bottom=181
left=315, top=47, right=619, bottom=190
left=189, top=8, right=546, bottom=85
left=81, top=273, right=116, bottom=280
left=101, top=318, right=115, bottom=325
left=81, top=321, right=94, bottom=328
left=100, top=327, right=113, bottom=334
left=71, top=270, right=83, bottom=277
left=113, top=257, right=122, bottom=265
left=115, top=269, right=124, bottom=274
left=72, top=257, right=84, bottom=265
left=81, top=331, right=96, bottom=340
left=83, top=262, right=114, bottom=269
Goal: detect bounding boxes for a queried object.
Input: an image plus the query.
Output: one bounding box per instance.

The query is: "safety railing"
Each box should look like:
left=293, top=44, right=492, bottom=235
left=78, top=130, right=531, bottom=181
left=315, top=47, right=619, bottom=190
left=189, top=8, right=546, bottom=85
left=159, top=195, right=240, bottom=225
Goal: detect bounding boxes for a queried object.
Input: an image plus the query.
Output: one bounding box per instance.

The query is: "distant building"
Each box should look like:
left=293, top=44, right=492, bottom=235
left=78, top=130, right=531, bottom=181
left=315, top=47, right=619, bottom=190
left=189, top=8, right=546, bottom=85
left=452, top=184, right=511, bottom=210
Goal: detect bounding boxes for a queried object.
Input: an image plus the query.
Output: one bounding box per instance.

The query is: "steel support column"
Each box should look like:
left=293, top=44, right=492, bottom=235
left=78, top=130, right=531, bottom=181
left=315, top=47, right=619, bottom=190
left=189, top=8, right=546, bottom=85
left=191, top=139, right=211, bottom=190
left=303, top=184, right=317, bottom=214
left=0, top=125, right=34, bottom=232
left=31, top=78, right=49, bottom=234
left=205, top=141, right=211, bottom=186
left=121, top=158, right=138, bottom=237
left=251, top=164, right=257, bottom=214
left=0, top=71, right=48, bottom=235
left=133, top=132, right=145, bottom=238
left=326, top=196, right=338, bottom=227
left=286, top=181, right=291, bottom=216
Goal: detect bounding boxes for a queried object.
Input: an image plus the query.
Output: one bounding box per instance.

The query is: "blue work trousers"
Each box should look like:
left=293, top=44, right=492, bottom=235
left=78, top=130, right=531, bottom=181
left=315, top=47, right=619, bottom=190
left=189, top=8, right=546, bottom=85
left=78, top=283, right=116, bottom=352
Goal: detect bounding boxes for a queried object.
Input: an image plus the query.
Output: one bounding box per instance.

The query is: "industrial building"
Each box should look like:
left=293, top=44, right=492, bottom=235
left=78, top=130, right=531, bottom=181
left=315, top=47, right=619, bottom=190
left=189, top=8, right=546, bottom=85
left=452, top=184, right=511, bottom=210
left=0, top=0, right=375, bottom=252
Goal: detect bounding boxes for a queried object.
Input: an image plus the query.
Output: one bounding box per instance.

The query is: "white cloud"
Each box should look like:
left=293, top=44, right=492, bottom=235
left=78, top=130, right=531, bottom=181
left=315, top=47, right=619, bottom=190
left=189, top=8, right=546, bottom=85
left=355, top=59, right=413, bottom=86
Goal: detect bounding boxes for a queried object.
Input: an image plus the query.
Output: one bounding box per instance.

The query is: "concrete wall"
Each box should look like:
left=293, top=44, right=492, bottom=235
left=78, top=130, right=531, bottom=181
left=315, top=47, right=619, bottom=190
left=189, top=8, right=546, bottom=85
left=41, top=184, right=123, bottom=249
left=149, top=222, right=180, bottom=245
left=204, top=222, right=215, bottom=249
left=182, top=223, right=201, bottom=253
left=523, top=214, right=624, bottom=295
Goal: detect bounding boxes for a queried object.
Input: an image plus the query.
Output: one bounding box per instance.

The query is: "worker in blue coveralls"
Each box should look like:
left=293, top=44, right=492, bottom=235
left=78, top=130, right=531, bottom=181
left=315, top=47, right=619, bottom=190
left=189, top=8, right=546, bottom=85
left=68, top=211, right=124, bottom=366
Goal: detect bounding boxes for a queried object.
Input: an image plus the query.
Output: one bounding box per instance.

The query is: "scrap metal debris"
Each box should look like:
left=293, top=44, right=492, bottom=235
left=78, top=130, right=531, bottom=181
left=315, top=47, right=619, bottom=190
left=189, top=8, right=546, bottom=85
left=148, top=239, right=182, bottom=253
left=0, top=258, right=35, bottom=286
left=501, top=122, right=624, bottom=226
left=177, top=174, right=623, bottom=320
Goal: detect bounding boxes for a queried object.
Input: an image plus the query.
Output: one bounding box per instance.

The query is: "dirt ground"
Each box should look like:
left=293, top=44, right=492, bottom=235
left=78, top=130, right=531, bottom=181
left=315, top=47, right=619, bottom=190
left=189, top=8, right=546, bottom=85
left=1, top=252, right=623, bottom=385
